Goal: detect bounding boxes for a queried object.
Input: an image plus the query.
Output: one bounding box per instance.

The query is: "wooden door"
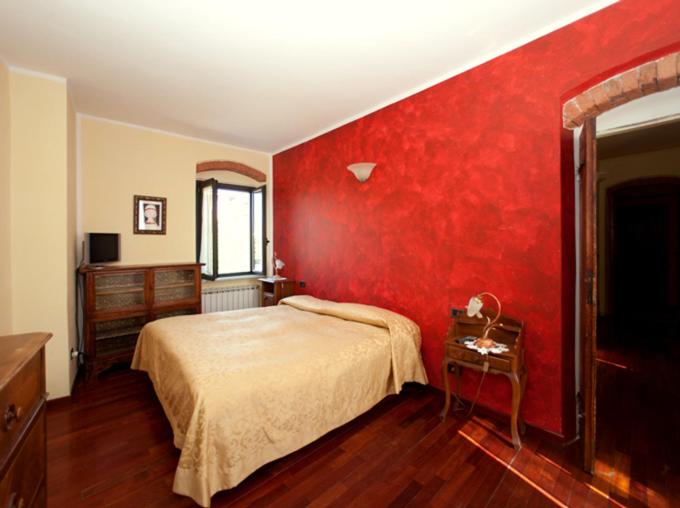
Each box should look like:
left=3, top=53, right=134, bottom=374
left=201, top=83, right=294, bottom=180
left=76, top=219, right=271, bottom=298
left=580, top=118, right=598, bottom=474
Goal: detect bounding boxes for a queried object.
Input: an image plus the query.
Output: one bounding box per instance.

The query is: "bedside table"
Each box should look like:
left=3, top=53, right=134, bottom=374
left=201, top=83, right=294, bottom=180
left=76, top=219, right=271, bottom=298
left=259, top=277, right=296, bottom=307
left=440, top=311, right=527, bottom=450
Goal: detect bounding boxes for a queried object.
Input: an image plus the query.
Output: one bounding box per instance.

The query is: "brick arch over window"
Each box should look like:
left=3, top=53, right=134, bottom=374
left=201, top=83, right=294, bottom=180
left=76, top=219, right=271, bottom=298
left=196, top=160, right=266, bottom=182
left=563, top=52, right=680, bottom=129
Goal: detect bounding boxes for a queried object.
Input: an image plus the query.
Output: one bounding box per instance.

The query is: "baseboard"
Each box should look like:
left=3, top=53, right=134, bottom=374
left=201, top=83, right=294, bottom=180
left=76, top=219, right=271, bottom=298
left=425, top=384, right=569, bottom=445
left=46, top=365, right=79, bottom=411
left=46, top=394, right=72, bottom=411
left=468, top=399, right=567, bottom=444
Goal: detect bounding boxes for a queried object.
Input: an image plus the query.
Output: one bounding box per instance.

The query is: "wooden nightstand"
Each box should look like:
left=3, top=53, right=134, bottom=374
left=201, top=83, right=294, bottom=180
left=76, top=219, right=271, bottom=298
left=259, top=277, right=296, bottom=307
left=440, top=310, right=527, bottom=449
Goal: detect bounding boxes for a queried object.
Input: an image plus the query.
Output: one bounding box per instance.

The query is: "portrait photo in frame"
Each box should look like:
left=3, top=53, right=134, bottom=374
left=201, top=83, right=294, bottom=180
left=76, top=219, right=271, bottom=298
left=134, top=195, right=167, bottom=235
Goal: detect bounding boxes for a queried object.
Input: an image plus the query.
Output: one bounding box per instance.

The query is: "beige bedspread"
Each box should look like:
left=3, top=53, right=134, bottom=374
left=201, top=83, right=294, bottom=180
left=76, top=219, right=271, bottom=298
left=131, top=295, right=427, bottom=506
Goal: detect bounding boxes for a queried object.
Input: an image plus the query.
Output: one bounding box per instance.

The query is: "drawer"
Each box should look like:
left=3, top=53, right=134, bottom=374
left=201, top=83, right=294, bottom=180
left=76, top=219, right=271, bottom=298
left=447, top=345, right=484, bottom=365
left=0, top=406, right=45, bottom=508
left=446, top=344, right=511, bottom=372
left=0, top=353, right=42, bottom=455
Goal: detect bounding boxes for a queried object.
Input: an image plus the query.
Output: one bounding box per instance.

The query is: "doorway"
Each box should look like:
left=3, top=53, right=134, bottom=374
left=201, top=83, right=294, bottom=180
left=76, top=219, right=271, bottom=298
left=606, top=178, right=680, bottom=317
left=566, top=51, right=680, bottom=504
left=587, top=118, right=680, bottom=501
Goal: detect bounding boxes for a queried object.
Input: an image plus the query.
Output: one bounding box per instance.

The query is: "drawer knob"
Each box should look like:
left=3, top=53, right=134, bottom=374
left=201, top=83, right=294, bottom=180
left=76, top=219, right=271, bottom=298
left=3, top=403, right=23, bottom=431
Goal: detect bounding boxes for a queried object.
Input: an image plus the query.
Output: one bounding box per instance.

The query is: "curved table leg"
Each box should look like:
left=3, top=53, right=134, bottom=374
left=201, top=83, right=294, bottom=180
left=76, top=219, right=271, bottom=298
left=453, top=364, right=464, bottom=411
left=440, top=359, right=451, bottom=421
left=508, top=372, right=522, bottom=450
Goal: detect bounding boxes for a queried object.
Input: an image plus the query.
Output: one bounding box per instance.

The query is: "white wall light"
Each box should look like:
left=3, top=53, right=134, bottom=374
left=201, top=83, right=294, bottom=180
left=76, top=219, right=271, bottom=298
left=347, top=162, right=376, bottom=183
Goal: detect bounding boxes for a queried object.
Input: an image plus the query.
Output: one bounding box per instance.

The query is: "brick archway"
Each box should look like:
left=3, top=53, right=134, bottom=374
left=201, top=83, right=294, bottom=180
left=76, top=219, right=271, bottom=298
left=196, top=160, right=266, bottom=182
left=563, top=52, right=680, bottom=129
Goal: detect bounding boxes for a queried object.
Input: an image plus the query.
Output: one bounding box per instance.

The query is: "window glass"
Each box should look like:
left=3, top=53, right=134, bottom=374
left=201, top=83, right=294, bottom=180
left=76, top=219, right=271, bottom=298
left=217, top=188, right=251, bottom=274
left=252, top=189, right=264, bottom=274
left=196, top=179, right=266, bottom=279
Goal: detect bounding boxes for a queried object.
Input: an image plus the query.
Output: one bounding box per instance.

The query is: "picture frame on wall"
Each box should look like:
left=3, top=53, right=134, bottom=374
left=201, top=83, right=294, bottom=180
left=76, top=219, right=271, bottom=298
left=134, top=195, right=167, bottom=235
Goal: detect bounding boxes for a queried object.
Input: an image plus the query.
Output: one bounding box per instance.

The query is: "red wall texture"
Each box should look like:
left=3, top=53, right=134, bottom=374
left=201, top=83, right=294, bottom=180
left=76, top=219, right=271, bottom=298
left=273, top=0, right=680, bottom=435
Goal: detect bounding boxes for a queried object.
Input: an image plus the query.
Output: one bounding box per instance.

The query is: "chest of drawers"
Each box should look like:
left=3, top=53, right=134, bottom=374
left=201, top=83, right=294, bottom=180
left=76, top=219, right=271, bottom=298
left=0, top=333, right=51, bottom=508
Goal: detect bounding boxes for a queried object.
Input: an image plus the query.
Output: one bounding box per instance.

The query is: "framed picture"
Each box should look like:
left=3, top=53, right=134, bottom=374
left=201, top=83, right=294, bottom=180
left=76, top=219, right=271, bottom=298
left=134, top=195, right=167, bottom=235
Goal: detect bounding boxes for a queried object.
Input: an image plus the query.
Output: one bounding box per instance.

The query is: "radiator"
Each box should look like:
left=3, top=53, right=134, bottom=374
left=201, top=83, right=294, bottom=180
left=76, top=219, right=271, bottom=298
left=201, top=285, right=260, bottom=313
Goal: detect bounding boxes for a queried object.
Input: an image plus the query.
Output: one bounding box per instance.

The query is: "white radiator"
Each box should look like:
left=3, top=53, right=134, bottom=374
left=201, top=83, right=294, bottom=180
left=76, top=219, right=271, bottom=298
left=202, top=285, right=260, bottom=313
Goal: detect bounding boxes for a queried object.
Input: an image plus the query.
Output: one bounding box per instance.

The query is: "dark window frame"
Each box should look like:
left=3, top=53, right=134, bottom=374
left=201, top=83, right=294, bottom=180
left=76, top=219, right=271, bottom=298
left=196, top=179, right=266, bottom=280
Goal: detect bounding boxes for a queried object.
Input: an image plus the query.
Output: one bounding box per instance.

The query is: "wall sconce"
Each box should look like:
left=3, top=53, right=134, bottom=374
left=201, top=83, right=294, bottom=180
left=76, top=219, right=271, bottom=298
left=347, top=162, right=376, bottom=183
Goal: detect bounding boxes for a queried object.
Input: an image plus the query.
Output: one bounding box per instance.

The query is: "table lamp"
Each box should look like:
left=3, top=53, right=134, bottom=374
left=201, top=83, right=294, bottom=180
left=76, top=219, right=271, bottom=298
left=272, top=252, right=285, bottom=279
left=465, top=292, right=508, bottom=354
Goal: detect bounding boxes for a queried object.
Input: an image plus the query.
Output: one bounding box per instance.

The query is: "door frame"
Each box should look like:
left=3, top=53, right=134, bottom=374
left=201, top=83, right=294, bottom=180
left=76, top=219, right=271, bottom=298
left=578, top=118, right=598, bottom=474
left=565, top=50, right=680, bottom=474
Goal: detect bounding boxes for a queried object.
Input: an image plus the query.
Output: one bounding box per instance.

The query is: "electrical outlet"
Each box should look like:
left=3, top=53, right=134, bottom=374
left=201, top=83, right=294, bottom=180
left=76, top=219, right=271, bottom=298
left=299, top=281, right=306, bottom=288
left=450, top=308, right=463, bottom=318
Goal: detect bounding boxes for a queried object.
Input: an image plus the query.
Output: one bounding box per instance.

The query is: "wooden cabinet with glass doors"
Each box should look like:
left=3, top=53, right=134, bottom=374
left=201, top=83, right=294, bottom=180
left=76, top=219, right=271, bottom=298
left=79, top=263, right=202, bottom=379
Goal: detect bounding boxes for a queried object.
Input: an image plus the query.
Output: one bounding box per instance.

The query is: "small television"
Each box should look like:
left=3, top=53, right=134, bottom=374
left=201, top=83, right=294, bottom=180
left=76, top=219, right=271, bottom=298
left=85, top=233, right=120, bottom=264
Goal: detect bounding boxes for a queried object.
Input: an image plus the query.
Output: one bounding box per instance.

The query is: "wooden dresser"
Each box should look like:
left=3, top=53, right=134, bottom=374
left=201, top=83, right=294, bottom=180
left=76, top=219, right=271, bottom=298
left=80, top=263, right=202, bottom=379
left=0, top=332, right=51, bottom=508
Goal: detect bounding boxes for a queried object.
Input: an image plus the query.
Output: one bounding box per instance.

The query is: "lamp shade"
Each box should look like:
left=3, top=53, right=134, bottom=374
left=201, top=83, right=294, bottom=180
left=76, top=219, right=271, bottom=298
left=347, top=162, right=376, bottom=182
left=466, top=295, right=484, bottom=318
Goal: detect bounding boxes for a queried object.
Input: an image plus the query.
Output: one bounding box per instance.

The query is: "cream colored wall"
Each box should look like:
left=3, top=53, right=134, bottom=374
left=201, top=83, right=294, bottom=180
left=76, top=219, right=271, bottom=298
left=3, top=76, right=271, bottom=398
left=2, top=70, right=270, bottom=398
left=9, top=71, right=72, bottom=398
left=597, top=145, right=680, bottom=314
left=81, top=117, right=272, bottom=288
left=0, top=62, right=11, bottom=335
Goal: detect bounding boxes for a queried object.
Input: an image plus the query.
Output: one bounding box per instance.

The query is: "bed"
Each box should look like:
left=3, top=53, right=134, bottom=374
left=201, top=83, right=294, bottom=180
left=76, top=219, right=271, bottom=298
left=131, top=295, right=428, bottom=506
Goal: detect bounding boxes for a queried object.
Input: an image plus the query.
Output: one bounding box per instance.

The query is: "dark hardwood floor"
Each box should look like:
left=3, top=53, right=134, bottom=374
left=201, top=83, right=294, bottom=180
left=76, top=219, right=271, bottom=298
left=47, top=358, right=677, bottom=507
left=595, top=317, right=680, bottom=508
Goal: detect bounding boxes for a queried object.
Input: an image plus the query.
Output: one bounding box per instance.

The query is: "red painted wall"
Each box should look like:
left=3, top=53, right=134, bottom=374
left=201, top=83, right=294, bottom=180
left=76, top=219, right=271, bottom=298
left=273, top=0, right=680, bottom=435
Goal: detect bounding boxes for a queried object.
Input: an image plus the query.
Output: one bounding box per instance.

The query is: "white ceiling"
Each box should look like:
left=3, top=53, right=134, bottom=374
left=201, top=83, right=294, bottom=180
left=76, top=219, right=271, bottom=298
left=0, top=0, right=616, bottom=153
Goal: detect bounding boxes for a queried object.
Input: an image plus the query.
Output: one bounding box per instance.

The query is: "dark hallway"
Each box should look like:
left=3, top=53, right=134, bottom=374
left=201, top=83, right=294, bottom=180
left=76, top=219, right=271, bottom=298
left=607, top=179, right=680, bottom=318
left=595, top=173, right=680, bottom=506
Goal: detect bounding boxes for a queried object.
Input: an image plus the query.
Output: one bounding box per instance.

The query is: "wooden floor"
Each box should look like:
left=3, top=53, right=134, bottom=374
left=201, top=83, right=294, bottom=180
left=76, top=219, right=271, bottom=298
left=46, top=353, right=678, bottom=507
left=594, top=317, right=680, bottom=508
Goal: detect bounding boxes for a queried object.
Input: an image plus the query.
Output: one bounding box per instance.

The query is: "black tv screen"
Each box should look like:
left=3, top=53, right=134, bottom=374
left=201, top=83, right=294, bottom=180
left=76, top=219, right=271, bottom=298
left=86, top=233, right=120, bottom=264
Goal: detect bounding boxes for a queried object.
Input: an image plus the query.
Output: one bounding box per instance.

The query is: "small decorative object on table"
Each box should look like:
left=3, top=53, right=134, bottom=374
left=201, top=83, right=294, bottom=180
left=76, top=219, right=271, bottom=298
left=134, top=195, right=167, bottom=235
left=441, top=292, right=527, bottom=449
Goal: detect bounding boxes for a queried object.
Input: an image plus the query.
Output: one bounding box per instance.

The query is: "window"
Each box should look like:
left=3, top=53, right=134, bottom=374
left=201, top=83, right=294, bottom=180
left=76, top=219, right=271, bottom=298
left=196, top=179, right=266, bottom=279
